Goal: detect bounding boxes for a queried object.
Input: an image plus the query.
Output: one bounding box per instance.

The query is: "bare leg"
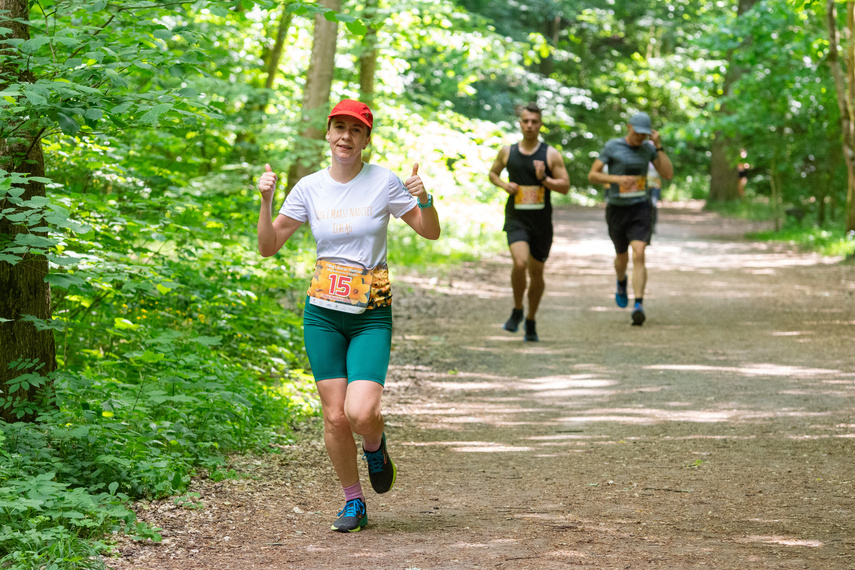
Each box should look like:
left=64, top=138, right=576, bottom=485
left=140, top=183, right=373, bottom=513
left=344, top=380, right=385, bottom=448
left=526, top=258, right=545, bottom=320
left=509, top=241, right=530, bottom=310
left=614, top=251, right=629, bottom=282
left=629, top=240, right=647, bottom=300
left=316, top=378, right=359, bottom=487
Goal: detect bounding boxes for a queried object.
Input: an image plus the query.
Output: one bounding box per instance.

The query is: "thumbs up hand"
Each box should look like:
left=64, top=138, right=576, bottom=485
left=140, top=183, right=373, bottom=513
left=258, top=163, right=277, bottom=200
left=405, top=163, right=427, bottom=203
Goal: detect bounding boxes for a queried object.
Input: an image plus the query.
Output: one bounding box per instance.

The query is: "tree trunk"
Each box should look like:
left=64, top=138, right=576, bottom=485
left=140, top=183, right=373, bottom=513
left=0, top=0, right=56, bottom=422
left=286, top=0, right=341, bottom=191
left=265, top=9, right=294, bottom=90
left=708, top=0, right=758, bottom=203
left=358, top=0, right=379, bottom=108
left=358, top=0, right=380, bottom=162
left=826, top=0, right=855, bottom=232
left=231, top=8, right=294, bottom=160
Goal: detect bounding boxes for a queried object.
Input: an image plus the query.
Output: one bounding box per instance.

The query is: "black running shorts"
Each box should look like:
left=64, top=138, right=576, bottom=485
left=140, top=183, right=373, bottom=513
left=505, top=221, right=553, bottom=263
left=605, top=200, right=654, bottom=254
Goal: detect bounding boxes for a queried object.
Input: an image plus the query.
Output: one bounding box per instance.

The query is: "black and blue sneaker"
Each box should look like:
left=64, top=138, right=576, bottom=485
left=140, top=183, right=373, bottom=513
left=503, top=308, right=524, bottom=332
left=631, top=302, right=646, bottom=326
left=615, top=278, right=629, bottom=308
left=523, top=319, right=539, bottom=342
left=331, top=497, right=367, bottom=533
left=363, top=433, right=396, bottom=494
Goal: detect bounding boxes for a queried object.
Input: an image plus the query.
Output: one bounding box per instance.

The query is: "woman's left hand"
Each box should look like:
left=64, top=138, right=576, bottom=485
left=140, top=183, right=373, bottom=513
left=405, top=163, right=428, bottom=203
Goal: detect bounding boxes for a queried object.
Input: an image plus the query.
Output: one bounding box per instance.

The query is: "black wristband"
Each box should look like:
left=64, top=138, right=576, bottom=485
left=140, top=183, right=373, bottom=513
left=656, top=146, right=664, bottom=151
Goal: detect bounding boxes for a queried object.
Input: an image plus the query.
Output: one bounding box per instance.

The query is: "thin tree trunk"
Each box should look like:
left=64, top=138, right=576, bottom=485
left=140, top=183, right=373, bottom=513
left=232, top=8, right=294, bottom=159
left=0, top=0, right=57, bottom=422
left=358, top=0, right=380, bottom=162
left=826, top=0, right=855, bottom=232
left=358, top=0, right=379, bottom=108
left=266, top=9, right=294, bottom=90
left=286, top=0, right=341, bottom=191
left=708, top=0, right=758, bottom=203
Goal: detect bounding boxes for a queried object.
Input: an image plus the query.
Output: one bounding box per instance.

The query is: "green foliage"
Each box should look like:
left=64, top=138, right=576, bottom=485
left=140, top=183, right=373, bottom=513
left=4, top=0, right=853, bottom=566
left=750, top=225, right=855, bottom=258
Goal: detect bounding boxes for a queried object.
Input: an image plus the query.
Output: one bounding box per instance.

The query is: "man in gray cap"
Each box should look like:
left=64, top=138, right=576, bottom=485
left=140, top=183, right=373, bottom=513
left=587, top=112, right=673, bottom=326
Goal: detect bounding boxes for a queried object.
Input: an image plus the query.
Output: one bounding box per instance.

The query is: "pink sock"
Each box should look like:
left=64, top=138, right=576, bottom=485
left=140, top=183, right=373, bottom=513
left=363, top=438, right=381, bottom=452
left=343, top=481, right=363, bottom=502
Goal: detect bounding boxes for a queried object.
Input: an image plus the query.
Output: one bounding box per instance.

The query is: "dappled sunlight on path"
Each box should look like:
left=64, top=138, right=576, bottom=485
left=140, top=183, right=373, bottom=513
left=110, top=205, right=855, bottom=569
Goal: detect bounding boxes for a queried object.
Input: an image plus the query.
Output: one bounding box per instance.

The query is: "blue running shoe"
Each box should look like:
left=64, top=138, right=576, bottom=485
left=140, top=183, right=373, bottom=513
left=363, top=433, right=396, bottom=494
left=615, top=279, right=628, bottom=308
left=631, top=302, right=646, bottom=326
left=331, top=498, right=367, bottom=533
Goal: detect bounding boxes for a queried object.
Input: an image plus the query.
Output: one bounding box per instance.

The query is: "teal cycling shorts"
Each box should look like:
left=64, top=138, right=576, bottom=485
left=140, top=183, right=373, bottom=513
left=302, top=297, right=392, bottom=385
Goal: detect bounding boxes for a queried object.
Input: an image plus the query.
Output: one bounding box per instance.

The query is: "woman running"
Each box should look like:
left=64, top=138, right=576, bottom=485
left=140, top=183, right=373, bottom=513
left=256, top=99, right=441, bottom=532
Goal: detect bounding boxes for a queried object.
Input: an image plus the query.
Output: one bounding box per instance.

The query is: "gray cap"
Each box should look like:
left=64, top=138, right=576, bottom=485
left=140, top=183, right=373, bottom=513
left=628, top=112, right=652, bottom=134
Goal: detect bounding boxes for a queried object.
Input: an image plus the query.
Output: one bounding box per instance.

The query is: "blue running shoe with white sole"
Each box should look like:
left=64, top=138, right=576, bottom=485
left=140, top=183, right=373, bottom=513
left=615, top=278, right=628, bottom=308
left=331, top=498, right=367, bottom=533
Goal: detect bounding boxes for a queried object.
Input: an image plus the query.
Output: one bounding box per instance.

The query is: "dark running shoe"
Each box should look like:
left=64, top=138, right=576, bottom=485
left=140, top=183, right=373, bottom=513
left=331, top=498, right=367, bottom=533
left=615, top=278, right=628, bottom=308
left=524, top=319, right=539, bottom=342
left=363, top=433, right=396, bottom=494
left=631, top=302, right=646, bottom=326
left=503, top=308, right=524, bottom=332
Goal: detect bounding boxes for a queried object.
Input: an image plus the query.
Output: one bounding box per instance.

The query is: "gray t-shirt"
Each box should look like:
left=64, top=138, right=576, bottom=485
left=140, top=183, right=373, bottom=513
left=597, top=138, right=659, bottom=206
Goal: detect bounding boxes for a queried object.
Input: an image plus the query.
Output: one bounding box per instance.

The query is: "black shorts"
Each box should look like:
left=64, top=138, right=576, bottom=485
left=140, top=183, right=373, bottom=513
left=505, top=221, right=553, bottom=263
left=606, top=201, right=654, bottom=254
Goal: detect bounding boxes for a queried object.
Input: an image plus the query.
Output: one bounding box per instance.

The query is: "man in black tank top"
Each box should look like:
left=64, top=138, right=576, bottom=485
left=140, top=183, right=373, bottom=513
left=488, top=103, right=570, bottom=341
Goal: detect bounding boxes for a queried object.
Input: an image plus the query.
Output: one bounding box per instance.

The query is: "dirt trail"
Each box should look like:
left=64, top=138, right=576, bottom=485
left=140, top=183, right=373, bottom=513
left=108, top=204, right=855, bottom=569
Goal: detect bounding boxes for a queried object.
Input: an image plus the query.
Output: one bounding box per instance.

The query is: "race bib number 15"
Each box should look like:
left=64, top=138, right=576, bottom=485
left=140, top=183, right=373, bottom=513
left=308, top=260, right=373, bottom=314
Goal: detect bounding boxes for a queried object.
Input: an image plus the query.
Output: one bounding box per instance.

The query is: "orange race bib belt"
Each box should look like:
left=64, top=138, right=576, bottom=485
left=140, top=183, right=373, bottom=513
left=514, top=184, right=546, bottom=210
left=307, top=260, right=392, bottom=313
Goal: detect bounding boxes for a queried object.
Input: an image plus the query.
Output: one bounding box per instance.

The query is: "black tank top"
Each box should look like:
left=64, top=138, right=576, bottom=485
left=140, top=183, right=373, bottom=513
left=505, top=142, right=553, bottom=226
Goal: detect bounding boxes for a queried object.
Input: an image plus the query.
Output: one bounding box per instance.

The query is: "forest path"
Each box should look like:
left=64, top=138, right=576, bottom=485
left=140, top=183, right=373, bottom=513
left=108, top=204, right=855, bottom=569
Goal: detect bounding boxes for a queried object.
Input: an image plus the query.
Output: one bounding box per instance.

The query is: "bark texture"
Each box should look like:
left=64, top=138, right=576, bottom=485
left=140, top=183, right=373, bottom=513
left=707, top=0, right=758, bottom=203
left=826, top=0, right=855, bottom=232
left=0, top=0, right=57, bottom=422
left=286, top=0, right=341, bottom=191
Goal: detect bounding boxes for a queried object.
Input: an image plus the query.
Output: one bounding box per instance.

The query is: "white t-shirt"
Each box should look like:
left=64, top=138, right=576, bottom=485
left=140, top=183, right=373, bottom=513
left=279, top=163, right=417, bottom=269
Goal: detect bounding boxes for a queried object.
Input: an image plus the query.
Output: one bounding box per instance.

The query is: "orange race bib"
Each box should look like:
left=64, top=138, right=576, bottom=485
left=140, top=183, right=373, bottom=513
left=514, top=184, right=546, bottom=210
left=619, top=175, right=647, bottom=195
left=308, top=260, right=373, bottom=314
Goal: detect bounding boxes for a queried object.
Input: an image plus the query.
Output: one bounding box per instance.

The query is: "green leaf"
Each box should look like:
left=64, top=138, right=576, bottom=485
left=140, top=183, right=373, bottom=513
left=44, top=273, right=85, bottom=288
left=20, top=37, right=51, bottom=53
left=57, top=112, right=81, bottom=135
left=190, top=336, right=222, bottom=346
left=113, top=318, right=139, bottom=330
left=111, top=102, right=133, bottom=115
left=346, top=20, right=368, bottom=36
left=139, top=103, right=172, bottom=125
left=22, top=88, right=47, bottom=106
left=132, top=350, right=165, bottom=363
left=15, top=234, right=56, bottom=248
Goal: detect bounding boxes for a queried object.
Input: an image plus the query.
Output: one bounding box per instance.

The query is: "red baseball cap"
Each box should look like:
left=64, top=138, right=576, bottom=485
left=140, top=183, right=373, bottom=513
left=327, top=99, right=373, bottom=129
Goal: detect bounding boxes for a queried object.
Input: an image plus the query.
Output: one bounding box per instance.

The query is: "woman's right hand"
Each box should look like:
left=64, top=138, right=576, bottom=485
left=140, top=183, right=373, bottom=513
left=258, top=164, right=277, bottom=200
